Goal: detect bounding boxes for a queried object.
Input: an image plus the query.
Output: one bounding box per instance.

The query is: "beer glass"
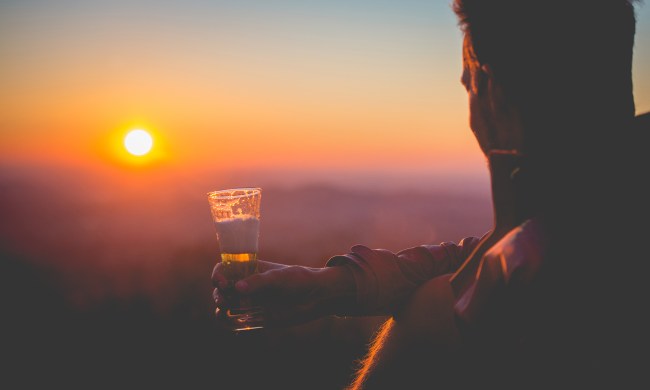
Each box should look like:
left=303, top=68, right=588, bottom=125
left=207, top=187, right=264, bottom=331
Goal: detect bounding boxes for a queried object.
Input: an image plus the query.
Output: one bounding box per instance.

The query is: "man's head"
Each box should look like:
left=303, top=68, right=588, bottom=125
left=454, top=0, right=637, bottom=158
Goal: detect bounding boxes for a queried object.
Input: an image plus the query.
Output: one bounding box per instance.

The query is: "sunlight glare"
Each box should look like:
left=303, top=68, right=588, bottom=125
left=124, top=129, right=153, bottom=156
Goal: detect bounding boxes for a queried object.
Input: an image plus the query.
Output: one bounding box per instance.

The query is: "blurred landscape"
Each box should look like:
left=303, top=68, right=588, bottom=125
left=0, top=161, right=491, bottom=389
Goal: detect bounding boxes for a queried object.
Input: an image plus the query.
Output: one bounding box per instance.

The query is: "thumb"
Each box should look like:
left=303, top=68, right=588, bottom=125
left=235, top=269, right=284, bottom=295
left=236, top=266, right=312, bottom=295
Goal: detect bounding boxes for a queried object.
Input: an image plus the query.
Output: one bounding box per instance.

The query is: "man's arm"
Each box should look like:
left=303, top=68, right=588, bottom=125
left=326, top=235, right=485, bottom=316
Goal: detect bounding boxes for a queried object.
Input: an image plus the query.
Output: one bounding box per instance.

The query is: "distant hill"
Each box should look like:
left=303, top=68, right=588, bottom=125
left=0, top=162, right=492, bottom=282
left=0, top=162, right=492, bottom=389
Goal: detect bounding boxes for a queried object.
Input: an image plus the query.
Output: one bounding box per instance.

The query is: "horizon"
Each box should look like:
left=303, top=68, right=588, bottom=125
left=2, top=0, right=648, bottom=180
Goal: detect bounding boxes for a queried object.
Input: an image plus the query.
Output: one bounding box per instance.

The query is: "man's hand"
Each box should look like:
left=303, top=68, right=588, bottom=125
left=212, top=260, right=356, bottom=327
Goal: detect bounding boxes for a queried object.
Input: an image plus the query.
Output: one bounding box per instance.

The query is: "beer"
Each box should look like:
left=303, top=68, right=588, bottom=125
left=220, top=253, right=258, bottom=285
left=215, top=216, right=260, bottom=283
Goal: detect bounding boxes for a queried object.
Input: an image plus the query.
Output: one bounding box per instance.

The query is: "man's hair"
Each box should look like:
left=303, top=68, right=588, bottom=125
left=454, top=0, right=637, bottom=148
left=454, top=0, right=639, bottom=205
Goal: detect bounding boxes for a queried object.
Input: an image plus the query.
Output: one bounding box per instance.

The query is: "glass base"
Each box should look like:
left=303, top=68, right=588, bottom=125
left=225, top=307, right=265, bottom=332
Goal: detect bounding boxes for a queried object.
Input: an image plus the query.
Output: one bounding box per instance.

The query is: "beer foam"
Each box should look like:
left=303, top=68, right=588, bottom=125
left=214, top=217, right=260, bottom=254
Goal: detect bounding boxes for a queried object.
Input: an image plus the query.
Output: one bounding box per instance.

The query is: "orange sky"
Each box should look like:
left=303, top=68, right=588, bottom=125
left=1, top=1, right=649, bottom=178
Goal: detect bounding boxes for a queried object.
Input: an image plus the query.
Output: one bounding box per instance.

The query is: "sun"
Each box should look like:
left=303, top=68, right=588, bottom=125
left=124, top=129, right=153, bottom=156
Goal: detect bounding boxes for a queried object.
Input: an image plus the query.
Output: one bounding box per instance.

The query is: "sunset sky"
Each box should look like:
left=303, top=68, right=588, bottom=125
left=2, top=0, right=649, bottom=180
left=2, top=4, right=648, bottom=381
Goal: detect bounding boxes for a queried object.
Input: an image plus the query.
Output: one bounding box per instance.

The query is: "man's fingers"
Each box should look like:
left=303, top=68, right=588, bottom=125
left=211, top=262, right=228, bottom=289
left=213, top=288, right=232, bottom=308
left=213, top=260, right=282, bottom=288
left=236, top=266, right=312, bottom=295
left=235, top=268, right=289, bottom=294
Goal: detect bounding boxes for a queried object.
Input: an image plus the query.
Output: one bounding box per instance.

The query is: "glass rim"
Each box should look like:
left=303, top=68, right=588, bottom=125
left=207, top=187, right=261, bottom=200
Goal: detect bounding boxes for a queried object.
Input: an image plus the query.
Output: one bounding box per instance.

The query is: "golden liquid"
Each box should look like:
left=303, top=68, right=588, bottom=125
left=220, top=252, right=258, bottom=282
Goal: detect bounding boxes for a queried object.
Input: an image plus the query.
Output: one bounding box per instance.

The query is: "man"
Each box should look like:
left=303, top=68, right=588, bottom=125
left=213, top=1, right=647, bottom=388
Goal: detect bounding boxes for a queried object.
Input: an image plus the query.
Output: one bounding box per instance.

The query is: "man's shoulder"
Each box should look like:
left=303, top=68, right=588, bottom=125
left=482, top=218, right=547, bottom=285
